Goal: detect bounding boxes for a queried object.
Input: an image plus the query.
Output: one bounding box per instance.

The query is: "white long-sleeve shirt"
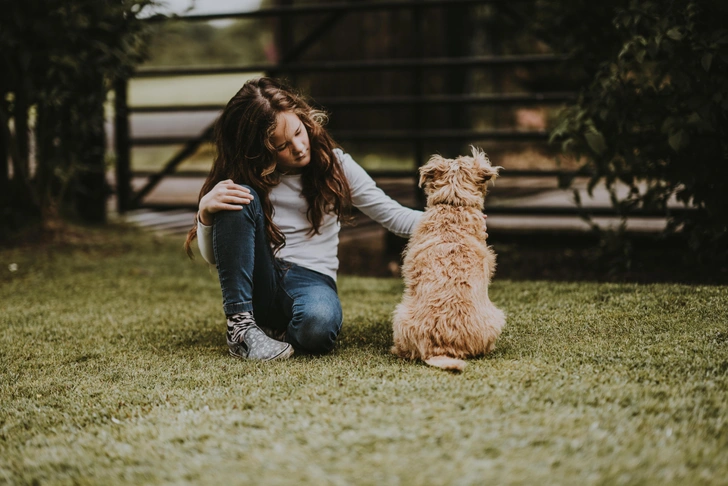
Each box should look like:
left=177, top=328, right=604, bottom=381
left=196, top=148, right=423, bottom=280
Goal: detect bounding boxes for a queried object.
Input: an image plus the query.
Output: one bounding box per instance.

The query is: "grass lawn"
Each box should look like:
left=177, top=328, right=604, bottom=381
left=1, top=225, right=727, bottom=485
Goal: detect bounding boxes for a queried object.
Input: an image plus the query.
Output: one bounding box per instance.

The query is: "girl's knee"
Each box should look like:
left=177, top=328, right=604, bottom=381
left=213, top=186, right=261, bottom=223
left=289, top=303, right=342, bottom=354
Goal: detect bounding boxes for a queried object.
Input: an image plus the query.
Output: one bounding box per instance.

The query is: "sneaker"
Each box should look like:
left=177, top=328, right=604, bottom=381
left=226, top=312, right=293, bottom=361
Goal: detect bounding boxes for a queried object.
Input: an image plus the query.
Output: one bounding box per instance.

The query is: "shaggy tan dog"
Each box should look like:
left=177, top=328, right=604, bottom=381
left=392, top=147, right=506, bottom=371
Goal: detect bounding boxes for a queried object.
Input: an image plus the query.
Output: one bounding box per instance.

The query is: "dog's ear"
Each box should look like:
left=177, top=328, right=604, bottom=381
left=477, top=165, right=499, bottom=184
left=418, top=154, right=447, bottom=190
left=470, top=145, right=500, bottom=184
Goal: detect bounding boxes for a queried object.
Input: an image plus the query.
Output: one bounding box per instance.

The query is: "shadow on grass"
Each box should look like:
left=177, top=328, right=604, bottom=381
left=129, top=323, right=225, bottom=357
left=340, top=230, right=728, bottom=285
left=173, top=328, right=223, bottom=350
left=491, top=232, right=728, bottom=285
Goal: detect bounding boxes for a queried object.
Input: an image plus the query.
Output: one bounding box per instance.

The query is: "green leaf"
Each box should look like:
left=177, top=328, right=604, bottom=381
left=573, top=189, right=582, bottom=205
left=586, top=177, right=598, bottom=197
left=686, top=112, right=701, bottom=125
left=701, top=52, right=713, bottom=72
left=557, top=171, right=576, bottom=189
left=647, top=39, right=659, bottom=58
left=668, top=130, right=690, bottom=152
left=585, top=131, right=607, bottom=155
left=661, top=117, right=677, bottom=134
left=666, top=28, right=683, bottom=41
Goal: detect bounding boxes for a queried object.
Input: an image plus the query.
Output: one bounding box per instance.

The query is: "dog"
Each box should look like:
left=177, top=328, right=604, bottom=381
left=391, top=147, right=506, bottom=372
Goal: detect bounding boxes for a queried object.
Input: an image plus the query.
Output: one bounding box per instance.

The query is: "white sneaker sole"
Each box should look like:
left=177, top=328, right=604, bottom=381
left=228, top=343, right=294, bottom=361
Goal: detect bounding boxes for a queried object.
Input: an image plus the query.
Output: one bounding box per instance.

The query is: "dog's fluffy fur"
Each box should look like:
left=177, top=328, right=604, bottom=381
left=392, top=147, right=506, bottom=371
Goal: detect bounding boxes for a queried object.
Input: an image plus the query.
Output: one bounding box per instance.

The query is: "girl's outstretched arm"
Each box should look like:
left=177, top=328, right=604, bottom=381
left=337, top=149, right=423, bottom=237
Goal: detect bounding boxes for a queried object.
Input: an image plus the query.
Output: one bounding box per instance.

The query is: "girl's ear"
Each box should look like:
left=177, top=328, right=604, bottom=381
left=418, top=154, right=446, bottom=190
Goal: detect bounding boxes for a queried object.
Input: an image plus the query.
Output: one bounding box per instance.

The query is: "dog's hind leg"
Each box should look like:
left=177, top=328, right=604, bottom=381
left=424, top=355, right=466, bottom=372
left=391, top=301, right=419, bottom=359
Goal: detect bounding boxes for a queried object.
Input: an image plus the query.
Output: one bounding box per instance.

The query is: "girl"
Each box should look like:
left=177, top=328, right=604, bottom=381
left=184, top=77, right=424, bottom=361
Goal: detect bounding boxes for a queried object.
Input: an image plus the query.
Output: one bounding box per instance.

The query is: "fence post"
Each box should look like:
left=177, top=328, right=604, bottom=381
left=114, top=77, right=132, bottom=213
left=413, top=0, right=425, bottom=209
left=445, top=3, right=470, bottom=158
left=384, top=0, right=426, bottom=265
left=277, top=0, right=296, bottom=85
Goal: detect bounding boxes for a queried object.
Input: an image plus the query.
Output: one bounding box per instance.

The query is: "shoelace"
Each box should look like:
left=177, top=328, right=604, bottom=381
left=227, top=313, right=256, bottom=343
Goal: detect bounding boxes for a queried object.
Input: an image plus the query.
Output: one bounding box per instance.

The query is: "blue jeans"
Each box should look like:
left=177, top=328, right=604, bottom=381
left=211, top=186, right=343, bottom=354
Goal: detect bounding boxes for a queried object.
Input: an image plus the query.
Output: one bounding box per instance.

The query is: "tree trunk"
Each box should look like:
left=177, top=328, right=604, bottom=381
left=5, top=85, right=41, bottom=227
left=34, top=100, right=64, bottom=220
left=0, top=93, right=8, bottom=215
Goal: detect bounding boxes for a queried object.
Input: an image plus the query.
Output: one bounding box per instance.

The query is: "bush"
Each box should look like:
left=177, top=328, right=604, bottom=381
left=538, top=0, right=728, bottom=259
left=0, top=0, right=154, bottom=233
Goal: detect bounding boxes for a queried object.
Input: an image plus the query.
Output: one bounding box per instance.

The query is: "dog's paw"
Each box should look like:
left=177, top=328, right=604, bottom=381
left=390, top=345, right=406, bottom=358
left=486, top=340, right=496, bottom=353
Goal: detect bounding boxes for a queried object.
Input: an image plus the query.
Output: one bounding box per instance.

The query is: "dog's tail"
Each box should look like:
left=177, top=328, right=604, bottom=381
left=424, top=355, right=466, bottom=372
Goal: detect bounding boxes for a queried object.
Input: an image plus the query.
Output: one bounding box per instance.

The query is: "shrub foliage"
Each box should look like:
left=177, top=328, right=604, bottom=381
left=0, top=0, right=153, bottom=233
left=536, top=0, right=728, bottom=256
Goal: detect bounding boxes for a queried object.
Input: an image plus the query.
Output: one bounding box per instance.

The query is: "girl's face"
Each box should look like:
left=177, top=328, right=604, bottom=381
left=271, top=111, right=310, bottom=174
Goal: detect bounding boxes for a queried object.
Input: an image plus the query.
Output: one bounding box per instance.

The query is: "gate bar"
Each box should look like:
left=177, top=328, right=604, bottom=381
left=147, top=0, right=523, bottom=22
left=130, top=93, right=576, bottom=113
left=135, top=54, right=570, bottom=77
left=131, top=129, right=550, bottom=146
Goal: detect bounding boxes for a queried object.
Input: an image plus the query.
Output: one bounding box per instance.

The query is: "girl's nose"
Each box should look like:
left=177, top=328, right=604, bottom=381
left=292, top=140, right=305, bottom=155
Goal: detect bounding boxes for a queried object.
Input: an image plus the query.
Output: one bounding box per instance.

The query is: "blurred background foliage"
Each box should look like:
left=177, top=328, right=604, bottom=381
left=143, top=17, right=272, bottom=67
left=0, top=0, right=155, bottom=236
left=529, top=0, right=728, bottom=260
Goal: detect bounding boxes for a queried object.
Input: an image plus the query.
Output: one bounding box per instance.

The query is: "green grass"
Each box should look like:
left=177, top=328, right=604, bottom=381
left=1, top=226, right=727, bottom=485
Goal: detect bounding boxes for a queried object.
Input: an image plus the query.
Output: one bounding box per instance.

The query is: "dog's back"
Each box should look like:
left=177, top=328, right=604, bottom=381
left=391, top=149, right=505, bottom=371
left=392, top=205, right=502, bottom=369
left=403, top=205, right=493, bottom=300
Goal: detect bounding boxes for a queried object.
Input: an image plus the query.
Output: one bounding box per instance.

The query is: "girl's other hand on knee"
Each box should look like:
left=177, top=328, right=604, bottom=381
left=198, top=179, right=254, bottom=225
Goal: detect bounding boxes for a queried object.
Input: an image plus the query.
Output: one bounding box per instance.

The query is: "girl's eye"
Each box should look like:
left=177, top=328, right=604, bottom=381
left=276, top=145, right=286, bottom=152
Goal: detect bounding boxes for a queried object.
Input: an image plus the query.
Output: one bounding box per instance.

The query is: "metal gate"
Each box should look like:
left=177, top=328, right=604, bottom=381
left=115, top=0, right=581, bottom=217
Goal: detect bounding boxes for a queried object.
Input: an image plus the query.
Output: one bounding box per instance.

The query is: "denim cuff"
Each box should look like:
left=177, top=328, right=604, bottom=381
left=224, top=300, right=254, bottom=316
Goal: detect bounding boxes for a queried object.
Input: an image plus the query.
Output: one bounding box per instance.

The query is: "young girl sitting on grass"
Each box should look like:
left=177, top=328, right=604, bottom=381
left=184, top=77, right=427, bottom=361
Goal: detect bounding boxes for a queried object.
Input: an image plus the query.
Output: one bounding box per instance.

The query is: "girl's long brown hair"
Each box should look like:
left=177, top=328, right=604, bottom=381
left=184, top=77, right=351, bottom=258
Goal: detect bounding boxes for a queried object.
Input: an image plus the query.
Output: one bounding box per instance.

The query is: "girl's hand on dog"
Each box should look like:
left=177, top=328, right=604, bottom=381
left=483, top=214, right=488, bottom=239
left=198, top=179, right=255, bottom=225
